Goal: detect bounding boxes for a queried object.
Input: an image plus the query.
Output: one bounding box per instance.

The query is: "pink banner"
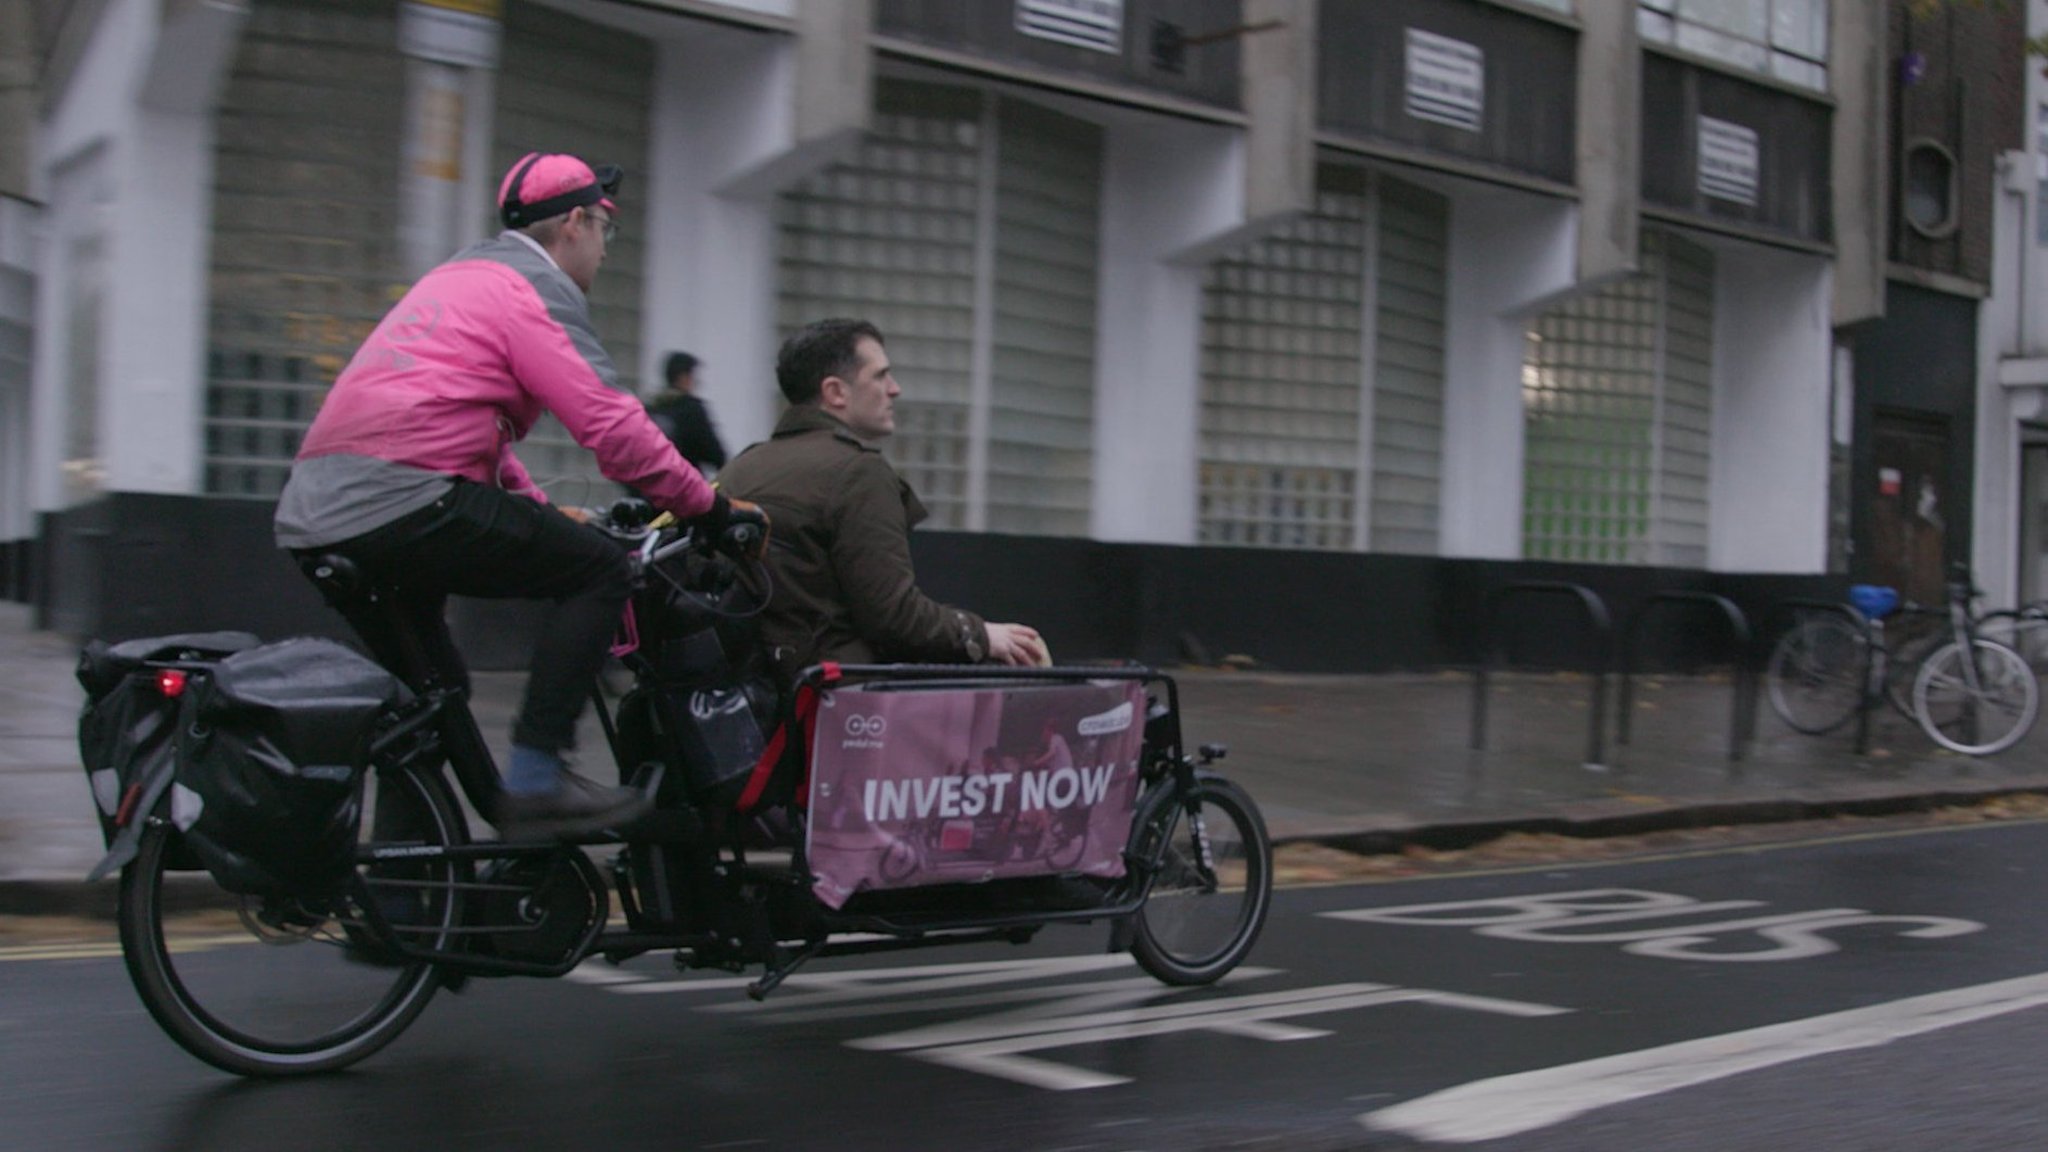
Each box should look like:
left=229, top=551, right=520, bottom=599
left=804, top=680, right=1148, bottom=909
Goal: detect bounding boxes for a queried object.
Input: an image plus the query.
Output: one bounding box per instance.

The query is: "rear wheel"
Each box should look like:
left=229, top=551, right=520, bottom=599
left=116, top=762, right=464, bottom=1076
left=1912, top=639, right=2040, bottom=756
left=1765, top=615, right=1869, bottom=735
left=1130, top=776, right=1272, bottom=986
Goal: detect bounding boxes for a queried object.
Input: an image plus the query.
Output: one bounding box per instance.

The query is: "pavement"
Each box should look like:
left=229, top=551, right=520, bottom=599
left=11, top=599, right=2048, bottom=912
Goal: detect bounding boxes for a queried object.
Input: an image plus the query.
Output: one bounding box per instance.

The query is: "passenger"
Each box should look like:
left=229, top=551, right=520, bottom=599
left=717, top=317, right=1047, bottom=679
left=274, top=152, right=766, bottom=838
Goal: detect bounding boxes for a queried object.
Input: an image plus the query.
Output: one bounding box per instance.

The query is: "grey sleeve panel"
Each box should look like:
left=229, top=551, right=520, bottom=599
left=477, top=235, right=625, bottom=394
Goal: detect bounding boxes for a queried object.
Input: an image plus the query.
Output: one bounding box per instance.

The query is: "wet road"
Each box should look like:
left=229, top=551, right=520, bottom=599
left=10, top=820, right=2048, bottom=1150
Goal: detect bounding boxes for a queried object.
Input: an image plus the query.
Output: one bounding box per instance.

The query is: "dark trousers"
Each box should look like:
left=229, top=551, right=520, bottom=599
left=303, top=479, right=631, bottom=755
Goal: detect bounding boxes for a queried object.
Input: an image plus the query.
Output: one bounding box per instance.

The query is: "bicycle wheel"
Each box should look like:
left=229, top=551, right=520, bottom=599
left=1913, top=639, right=2040, bottom=756
left=1975, top=611, right=2048, bottom=675
left=117, top=762, right=464, bottom=1076
left=1882, top=614, right=1949, bottom=717
left=1130, top=776, right=1272, bottom=986
left=1765, top=616, right=1868, bottom=735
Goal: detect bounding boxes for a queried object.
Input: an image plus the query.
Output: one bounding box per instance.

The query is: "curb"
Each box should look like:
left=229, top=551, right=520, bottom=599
left=1292, top=783, right=2048, bottom=856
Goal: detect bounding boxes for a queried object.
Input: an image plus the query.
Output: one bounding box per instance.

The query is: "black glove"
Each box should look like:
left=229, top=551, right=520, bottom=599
left=698, top=493, right=770, bottom=559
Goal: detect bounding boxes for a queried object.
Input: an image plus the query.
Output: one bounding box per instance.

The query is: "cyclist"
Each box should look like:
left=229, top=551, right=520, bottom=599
left=274, top=152, right=765, bottom=837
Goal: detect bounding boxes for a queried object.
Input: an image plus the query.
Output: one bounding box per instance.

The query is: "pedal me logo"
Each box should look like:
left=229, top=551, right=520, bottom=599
left=843, top=714, right=887, bottom=750
left=1076, top=701, right=1134, bottom=737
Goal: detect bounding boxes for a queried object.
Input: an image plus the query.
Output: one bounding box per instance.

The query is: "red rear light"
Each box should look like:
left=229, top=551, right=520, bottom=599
left=156, top=669, right=188, bottom=698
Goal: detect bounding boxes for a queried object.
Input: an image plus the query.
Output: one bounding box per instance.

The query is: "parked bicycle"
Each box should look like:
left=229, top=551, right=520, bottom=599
left=76, top=503, right=1273, bottom=1077
left=1765, top=565, right=2039, bottom=755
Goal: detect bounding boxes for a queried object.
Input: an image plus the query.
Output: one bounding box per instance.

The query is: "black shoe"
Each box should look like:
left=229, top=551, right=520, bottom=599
left=494, top=771, right=654, bottom=841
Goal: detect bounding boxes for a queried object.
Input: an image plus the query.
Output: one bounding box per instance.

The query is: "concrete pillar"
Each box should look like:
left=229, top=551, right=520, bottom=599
left=1574, top=0, right=1640, bottom=285
left=1437, top=191, right=1577, bottom=559
left=1709, top=247, right=1832, bottom=573
left=97, top=0, right=245, bottom=496
left=1830, top=0, right=1887, bottom=327
left=1240, top=0, right=1315, bottom=228
left=1092, top=117, right=1252, bottom=544
left=642, top=14, right=862, bottom=452
left=0, top=0, right=33, bottom=200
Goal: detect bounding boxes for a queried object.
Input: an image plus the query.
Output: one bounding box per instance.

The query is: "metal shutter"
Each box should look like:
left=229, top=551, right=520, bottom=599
left=1198, top=169, right=1448, bottom=552
left=1369, top=178, right=1448, bottom=555
left=492, top=1, right=653, bottom=505
left=204, top=0, right=406, bottom=499
left=987, top=98, right=1099, bottom=537
left=777, top=80, right=1101, bottom=537
left=1199, top=182, right=1364, bottom=550
left=779, top=79, right=981, bottom=529
left=1522, top=230, right=1714, bottom=565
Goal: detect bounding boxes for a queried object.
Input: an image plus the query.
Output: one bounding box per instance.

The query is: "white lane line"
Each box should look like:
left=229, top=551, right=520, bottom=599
left=1361, top=969, right=2048, bottom=1144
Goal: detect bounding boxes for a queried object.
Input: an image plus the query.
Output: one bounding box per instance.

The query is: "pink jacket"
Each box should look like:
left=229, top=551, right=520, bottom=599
left=299, top=234, right=716, bottom=518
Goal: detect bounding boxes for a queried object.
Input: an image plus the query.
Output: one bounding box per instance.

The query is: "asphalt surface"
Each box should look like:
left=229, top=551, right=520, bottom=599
left=11, top=819, right=2048, bottom=1149
left=12, top=598, right=2048, bottom=909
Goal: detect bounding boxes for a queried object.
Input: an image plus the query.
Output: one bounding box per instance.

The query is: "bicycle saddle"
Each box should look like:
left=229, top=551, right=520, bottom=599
left=1848, top=584, right=1900, bottom=620
left=299, top=553, right=365, bottom=601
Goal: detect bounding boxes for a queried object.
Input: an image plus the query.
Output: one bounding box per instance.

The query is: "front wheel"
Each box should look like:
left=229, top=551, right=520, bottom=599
left=116, top=762, right=465, bottom=1076
left=1130, top=776, right=1272, bottom=986
left=1912, top=639, right=2041, bottom=756
left=1765, top=615, right=1869, bottom=735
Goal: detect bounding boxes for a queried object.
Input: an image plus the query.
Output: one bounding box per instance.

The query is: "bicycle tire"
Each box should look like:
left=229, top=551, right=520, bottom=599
left=1912, top=639, right=2041, bottom=756
left=1130, top=776, right=1272, bottom=986
left=1765, top=616, right=1868, bottom=735
left=117, top=761, right=464, bottom=1076
left=1974, top=610, right=2048, bottom=675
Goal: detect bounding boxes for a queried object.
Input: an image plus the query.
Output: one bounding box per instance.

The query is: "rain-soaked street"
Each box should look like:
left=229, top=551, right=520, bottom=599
left=12, top=816, right=2048, bottom=1151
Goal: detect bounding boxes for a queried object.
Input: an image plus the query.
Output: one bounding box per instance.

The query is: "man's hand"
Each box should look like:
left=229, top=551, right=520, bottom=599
left=986, top=622, right=1050, bottom=667
left=720, top=497, right=771, bottom=560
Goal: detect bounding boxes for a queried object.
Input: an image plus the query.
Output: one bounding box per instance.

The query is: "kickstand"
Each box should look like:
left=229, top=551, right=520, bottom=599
left=747, top=939, right=825, bottom=1001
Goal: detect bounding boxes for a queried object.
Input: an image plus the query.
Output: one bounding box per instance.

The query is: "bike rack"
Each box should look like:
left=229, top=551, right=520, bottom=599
left=1614, top=592, right=1756, bottom=766
left=1469, top=581, right=1612, bottom=769
left=1771, top=598, right=1878, bottom=754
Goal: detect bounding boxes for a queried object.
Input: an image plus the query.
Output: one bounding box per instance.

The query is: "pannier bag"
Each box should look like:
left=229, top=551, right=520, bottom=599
left=78, top=635, right=407, bottom=894
left=78, top=632, right=261, bottom=877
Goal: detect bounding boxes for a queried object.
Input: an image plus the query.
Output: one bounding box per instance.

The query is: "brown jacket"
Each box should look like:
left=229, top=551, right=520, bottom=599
left=717, top=406, right=988, bottom=678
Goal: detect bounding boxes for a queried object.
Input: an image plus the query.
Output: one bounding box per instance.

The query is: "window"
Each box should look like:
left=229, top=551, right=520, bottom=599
left=1902, top=139, right=1958, bottom=239
left=777, top=80, right=1102, bottom=536
left=1638, top=0, right=1829, bottom=92
left=1197, top=170, right=1449, bottom=553
left=1522, top=231, right=1714, bottom=566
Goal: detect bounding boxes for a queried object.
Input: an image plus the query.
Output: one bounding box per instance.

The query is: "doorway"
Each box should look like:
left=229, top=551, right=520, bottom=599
left=1869, top=410, right=1951, bottom=606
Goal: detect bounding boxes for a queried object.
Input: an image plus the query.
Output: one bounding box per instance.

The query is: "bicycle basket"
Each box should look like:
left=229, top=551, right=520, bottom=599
left=1848, top=584, right=1900, bottom=620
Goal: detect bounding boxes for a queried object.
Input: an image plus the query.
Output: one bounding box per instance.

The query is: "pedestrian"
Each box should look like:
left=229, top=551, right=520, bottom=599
left=647, top=350, right=727, bottom=475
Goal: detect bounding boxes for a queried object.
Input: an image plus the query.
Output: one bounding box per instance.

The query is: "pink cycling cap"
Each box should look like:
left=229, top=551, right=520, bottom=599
left=497, top=153, right=622, bottom=229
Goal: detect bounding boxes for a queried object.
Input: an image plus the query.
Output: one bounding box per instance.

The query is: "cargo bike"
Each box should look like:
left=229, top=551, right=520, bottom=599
left=75, top=504, right=1273, bottom=1077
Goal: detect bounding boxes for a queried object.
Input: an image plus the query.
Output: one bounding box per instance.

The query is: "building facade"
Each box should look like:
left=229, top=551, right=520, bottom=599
left=6, top=0, right=2016, bottom=670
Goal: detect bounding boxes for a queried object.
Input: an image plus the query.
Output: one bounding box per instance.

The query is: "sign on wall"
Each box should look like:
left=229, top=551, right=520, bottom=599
left=1405, top=28, right=1484, bottom=132
left=1016, top=0, right=1124, bottom=54
left=1698, top=115, right=1760, bottom=206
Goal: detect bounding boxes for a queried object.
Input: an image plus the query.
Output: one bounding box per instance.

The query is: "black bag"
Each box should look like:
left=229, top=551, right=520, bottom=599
left=77, top=634, right=407, bottom=893
left=78, top=632, right=261, bottom=878
left=173, top=638, right=409, bottom=895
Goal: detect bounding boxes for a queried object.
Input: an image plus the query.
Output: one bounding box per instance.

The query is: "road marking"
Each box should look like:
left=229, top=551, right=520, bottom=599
left=1360, top=969, right=2048, bottom=1143
left=1326, top=887, right=1984, bottom=962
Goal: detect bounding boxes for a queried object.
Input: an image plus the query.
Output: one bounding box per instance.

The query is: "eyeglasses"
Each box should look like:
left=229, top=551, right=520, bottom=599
left=587, top=209, right=618, bottom=244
